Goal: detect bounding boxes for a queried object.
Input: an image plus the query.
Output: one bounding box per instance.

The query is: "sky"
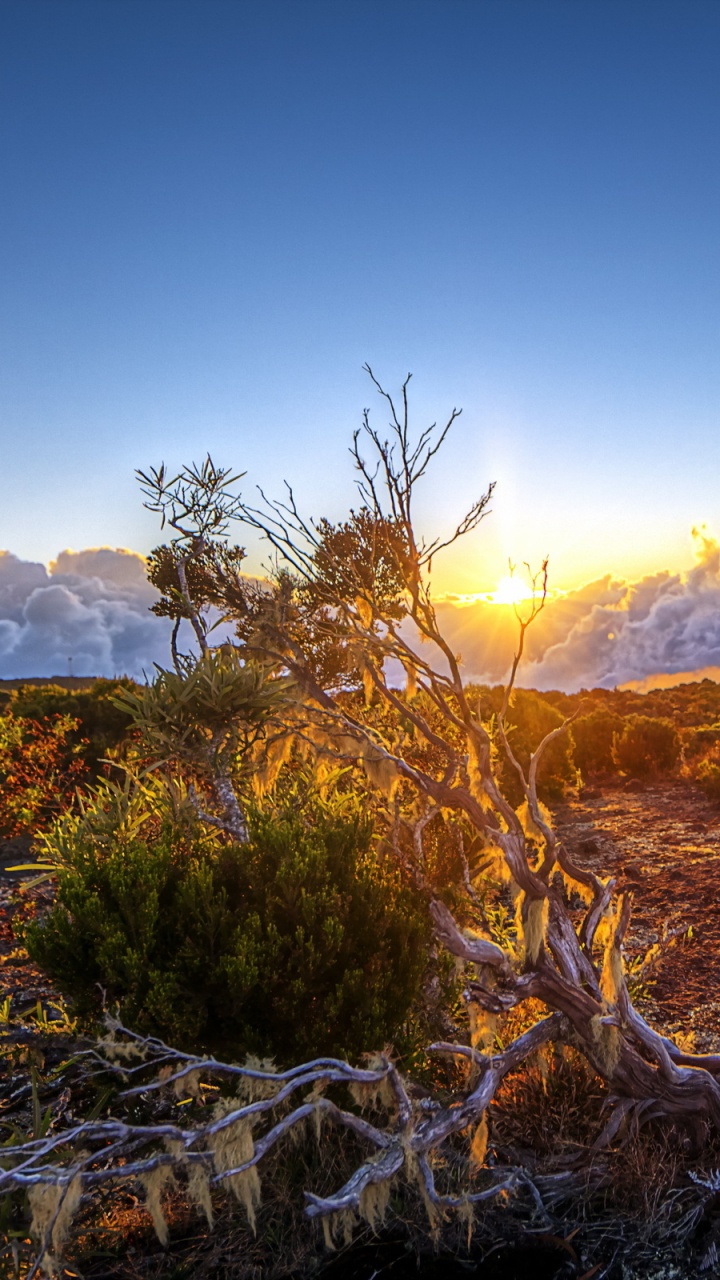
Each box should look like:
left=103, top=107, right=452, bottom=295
left=1, top=0, right=719, bottom=686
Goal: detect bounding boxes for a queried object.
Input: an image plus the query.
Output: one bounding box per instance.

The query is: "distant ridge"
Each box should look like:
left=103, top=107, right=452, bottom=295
left=0, top=676, right=101, bottom=691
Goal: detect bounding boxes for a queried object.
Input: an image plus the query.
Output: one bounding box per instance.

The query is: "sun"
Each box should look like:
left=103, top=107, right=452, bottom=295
left=491, top=575, right=534, bottom=606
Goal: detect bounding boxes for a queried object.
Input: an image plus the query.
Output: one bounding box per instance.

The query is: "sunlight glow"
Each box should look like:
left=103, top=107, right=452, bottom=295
left=490, top=575, right=535, bottom=606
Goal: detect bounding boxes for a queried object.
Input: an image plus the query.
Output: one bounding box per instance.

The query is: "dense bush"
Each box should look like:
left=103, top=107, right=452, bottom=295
left=612, top=715, right=681, bottom=780
left=25, top=785, right=431, bottom=1063
left=693, top=753, right=720, bottom=801
left=571, top=708, right=625, bottom=778
left=9, top=679, right=136, bottom=772
left=681, top=724, right=720, bottom=761
left=684, top=726, right=720, bottom=801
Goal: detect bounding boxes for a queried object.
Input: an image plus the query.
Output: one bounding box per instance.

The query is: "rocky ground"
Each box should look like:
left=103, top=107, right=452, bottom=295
left=553, top=777, right=720, bottom=1051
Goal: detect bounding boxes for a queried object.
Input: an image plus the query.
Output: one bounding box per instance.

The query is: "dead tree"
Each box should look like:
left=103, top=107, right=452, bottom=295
left=5, top=369, right=720, bottom=1273
left=223, top=368, right=720, bottom=1129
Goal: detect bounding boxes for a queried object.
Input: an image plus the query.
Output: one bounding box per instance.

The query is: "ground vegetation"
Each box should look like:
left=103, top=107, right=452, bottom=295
left=24, top=776, right=432, bottom=1063
left=4, top=372, right=720, bottom=1277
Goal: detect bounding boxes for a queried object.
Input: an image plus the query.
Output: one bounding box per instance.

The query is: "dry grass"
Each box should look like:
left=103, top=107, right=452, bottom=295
left=62, top=1113, right=378, bottom=1280
left=491, top=1042, right=607, bottom=1168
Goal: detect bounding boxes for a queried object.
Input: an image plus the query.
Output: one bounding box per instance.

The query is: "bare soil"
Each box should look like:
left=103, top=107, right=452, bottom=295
left=553, top=776, right=720, bottom=1050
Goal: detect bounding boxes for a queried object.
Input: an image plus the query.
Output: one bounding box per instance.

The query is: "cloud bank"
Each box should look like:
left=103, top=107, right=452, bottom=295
left=0, top=548, right=173, bottom=680
left=436, top=528, right=720, bottom=693
left=1, top=530, right=720, bottom=692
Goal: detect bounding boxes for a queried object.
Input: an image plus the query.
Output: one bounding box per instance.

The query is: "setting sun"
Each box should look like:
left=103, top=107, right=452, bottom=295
left=491, top=574, right=535, bottom=606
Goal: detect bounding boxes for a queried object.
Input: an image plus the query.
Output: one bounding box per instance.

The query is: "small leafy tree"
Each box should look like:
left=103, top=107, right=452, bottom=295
left=130, top=460, right=302, bottom=843
left=137, top=456, right=248, bottom=671
left=118, top=649, right=295, bottom=843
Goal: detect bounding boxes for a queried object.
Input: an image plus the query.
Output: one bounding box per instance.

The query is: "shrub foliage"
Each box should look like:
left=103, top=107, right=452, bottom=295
left=611, top=714, right=681, bottom=780
left=25, top=782, right=430, bottom=1062
left=688, top=742, right=720, bottom=801
left=571, top=708, right=625, bottom=778
left=0, top=713, right=89, bottom=841
left=8, top=679, right=136, bottom=772
left=474, top=687, right=576, bottom=804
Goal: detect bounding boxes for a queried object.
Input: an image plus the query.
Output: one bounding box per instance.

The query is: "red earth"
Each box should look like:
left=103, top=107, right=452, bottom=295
left=553, top=777, right=720, bottom=1051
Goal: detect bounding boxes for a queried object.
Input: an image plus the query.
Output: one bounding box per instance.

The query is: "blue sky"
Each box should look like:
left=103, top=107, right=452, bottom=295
left=2, top=0, right=719, bottom=596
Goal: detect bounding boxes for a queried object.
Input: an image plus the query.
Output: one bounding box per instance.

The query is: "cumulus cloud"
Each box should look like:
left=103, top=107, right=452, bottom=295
left=520, top=530, right=720, bottom=691
left=3, top=531, right=720, bottom=693
left=49, top=547, right=151, bottom=589
left=431, top=575, right=629, bottom=686
left=432, top=528, right=720, bottom=693
left=0, top=548, right=173, bottom=680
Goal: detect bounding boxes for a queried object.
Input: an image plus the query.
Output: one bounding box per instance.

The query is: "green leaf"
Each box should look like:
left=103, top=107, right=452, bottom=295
left=5, top=863, right=57, bottom=872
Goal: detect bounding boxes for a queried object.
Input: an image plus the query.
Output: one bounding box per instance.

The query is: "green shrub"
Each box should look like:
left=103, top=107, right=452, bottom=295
left=571, top=708, right=625, bottom=778
left=25, top=788, right=431, bottom=1063
left=493, top=689, right=576, bottom=806
left=612, top=715, right=681, bottom=780
left=688, top=744, right=720, bottom=802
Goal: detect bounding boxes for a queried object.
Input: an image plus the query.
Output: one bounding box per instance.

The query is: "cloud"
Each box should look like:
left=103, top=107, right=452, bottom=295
left=431, top=574, right=630, bottom=686
left=620, top=666, right=720, bottom=695
left=522, top=530, right=720, bottom=691
left=431, top=528, right=720, bottom=693
left=49, top=547, right=151, bottom=589
left=2, top=531, right=720, bottom=693
left=0, top=548, right=173, bottom=680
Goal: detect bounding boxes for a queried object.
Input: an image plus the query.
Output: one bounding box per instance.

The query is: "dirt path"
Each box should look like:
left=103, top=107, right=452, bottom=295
left=554, top=778, right=720, bottom=1050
